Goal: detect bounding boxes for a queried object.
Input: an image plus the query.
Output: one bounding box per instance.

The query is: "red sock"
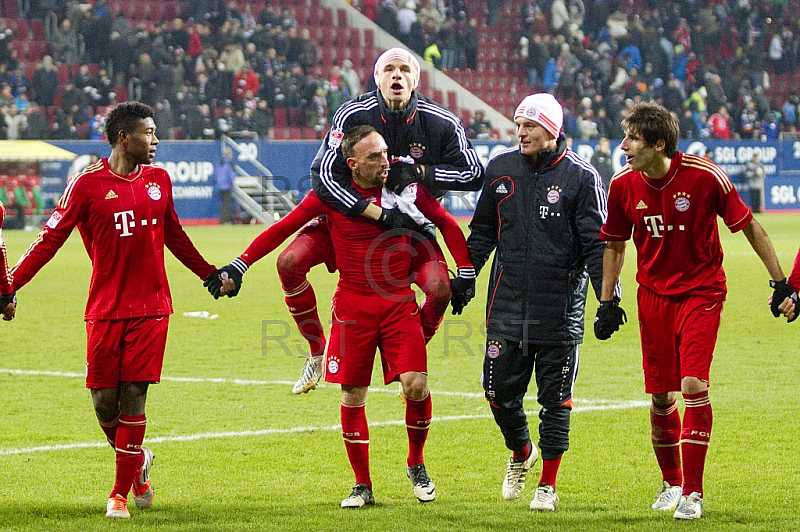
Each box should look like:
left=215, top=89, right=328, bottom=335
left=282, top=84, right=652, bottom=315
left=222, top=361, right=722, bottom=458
left=512, top=441, right=532, bottom=461
left=111, top=414, right=147, bottom=498
left=283, top=281, right=326, bottom=356
left=97, top=414, right=119, bottom=448
left=539, top=456, right=562, bottom=488
left=405, top=392, right=432, bottom=467
left=651, top=399, right=682, bottom=486
left=341, top=403, right=371, bottom=487
left=681, top=391, right=712, bottom=496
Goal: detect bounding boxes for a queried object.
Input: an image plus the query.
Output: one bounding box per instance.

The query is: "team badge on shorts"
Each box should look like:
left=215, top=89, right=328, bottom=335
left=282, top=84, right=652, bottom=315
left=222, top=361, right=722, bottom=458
left=146, top=182, right=162, bottom=201
left=486, top=340, right=503, bottom=359
left=546, top=185, right=562, bottom=204
left=328, top=356, right=340, bottom=374
left=673, top=191, right=691, bottom=212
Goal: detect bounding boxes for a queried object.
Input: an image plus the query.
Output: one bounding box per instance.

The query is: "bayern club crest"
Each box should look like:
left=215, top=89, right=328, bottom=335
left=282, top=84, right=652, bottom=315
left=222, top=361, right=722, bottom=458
left=546, top=185, right=562, bottom=204
left=146, top=183, right=162, bottom=201
left=673, top=192, right=691, bottom=212
left=328, top=359, right=339, bottom=374
left=486, top=342, right=501, bottom=359
left=409, top=142, right=425, bottom=159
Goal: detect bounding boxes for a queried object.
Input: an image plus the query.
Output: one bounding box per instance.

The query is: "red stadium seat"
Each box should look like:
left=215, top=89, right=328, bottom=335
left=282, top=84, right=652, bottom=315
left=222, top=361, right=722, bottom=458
left=273, top=108, right=288, bottom=127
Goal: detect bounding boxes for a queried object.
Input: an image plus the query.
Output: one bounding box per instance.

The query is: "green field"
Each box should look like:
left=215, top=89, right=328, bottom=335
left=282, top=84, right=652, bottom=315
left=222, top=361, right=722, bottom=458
left=1, top=215, right=798, bottom=531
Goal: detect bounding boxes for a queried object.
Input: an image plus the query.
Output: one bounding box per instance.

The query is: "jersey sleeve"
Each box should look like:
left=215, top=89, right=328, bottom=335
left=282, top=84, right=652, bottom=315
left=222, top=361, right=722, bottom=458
left=239, top=192, right=325, bottom=266
left=599, top=176, right=634, bottom=241
left=0, top=203, right=12, bottom=295
left=11, top=174, right=89, bottom=291
left=712, top=166, right=753, bottom=233
left=162, top=179, right=217, bottom=280
left=466, top=163, right=501, bottom=275
left=573, top=162, right=609, bottom=300
left=310, top=103, right=370, bottom=217
left=425, top=114, right=485, bottom=192
left=413, top=186, right=472, bottom=269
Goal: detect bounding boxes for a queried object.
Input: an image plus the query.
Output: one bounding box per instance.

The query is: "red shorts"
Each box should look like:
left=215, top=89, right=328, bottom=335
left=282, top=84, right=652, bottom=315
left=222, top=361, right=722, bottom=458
left=637, top=287, right=722, bottom=394
left=85, top=316, right=170, bottom=389
left=324, top=289, right=426, bottom=387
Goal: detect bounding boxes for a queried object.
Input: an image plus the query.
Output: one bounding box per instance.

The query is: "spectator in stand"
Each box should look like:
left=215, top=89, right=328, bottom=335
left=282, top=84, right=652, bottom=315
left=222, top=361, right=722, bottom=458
left=550, top=0, right=570, bottom=36
left=739, top=100, right=759, bottom=139
left=591, top=137, right=614, bottom=191
left=233, top=65, right=259, bottom=103
left=3, top=104, right=27, bottom=140
left=13, top=90, right=30, bottom=114
left=397, top=1, right=418, bottom=40
left=250, top=98, right=274, bottom=139
left=466, top=109, right=492, bottom=139
left=708, top=106, right=732, bottom=140
left=24, top=103, right=49, bottom=140
left=51, top=18, right=80, bottom=64
left=461, top=17, right=479, bottom=70
left=340, top=60, right=361, bottom=99
left=679, top=107, right=699, bottom=139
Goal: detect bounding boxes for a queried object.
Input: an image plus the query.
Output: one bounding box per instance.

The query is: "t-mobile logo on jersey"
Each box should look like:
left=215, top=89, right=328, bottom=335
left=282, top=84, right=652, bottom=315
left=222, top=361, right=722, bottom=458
left=114, top=210, right=158, bottom=237
left=643, top=215, right=685, bottom=238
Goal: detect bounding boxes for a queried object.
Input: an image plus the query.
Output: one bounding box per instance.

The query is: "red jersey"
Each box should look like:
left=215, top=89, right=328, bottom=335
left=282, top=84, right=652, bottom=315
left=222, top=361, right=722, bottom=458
left=241, top=183, right=472, bottom=296
left=0, top=201, right=12, bottom=295
left=12, top=159, right=215, bottom=319
left=788, top=245, right=800, bottom=292
left=600, top=152, right=752, bottom=299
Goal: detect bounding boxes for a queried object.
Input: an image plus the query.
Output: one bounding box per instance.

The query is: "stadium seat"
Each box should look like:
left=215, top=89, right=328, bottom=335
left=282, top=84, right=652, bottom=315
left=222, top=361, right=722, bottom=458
left=337, top=8, right=347, bottom=27
left=419, top=70, right=430, bottom=92
left=30, top=19, right=45, bottom=41
left=447, top=91, right=458, bottom=113
left=288, top=108, right=305, bottom=127
left=273, top=108, right=288, bottom=127
left=363, top=28, right=374, bottom=49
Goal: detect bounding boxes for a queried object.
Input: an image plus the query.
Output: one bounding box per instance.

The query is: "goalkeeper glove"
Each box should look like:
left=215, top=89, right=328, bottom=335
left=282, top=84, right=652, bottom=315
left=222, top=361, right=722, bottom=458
left=378, top=207, right=420, bottom=231
left=204, top=258, right=248, bottom=299
left=450, top=268, right=476, bottom=315
left=594, top=297, right=627, bottom=340
left=386, top=162, right=423, bottom=194
left=769, top=278, right=798, bottom=322
left=1, top=291, right=16, bottom=321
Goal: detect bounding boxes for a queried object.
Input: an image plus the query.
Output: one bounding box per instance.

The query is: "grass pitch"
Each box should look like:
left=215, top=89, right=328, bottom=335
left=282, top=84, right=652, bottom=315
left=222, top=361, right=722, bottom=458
left=1, top=215, right=798, bottom=531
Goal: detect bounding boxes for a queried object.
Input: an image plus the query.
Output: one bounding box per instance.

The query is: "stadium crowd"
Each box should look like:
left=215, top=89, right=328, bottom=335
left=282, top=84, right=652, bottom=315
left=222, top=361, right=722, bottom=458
left=1, top=0, right=800, bottom=141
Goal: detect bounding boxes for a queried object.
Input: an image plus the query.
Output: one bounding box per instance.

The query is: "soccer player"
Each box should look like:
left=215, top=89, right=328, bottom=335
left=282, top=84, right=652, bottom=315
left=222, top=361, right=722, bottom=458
left=596, top=102, right=790, bottom=520
left=10, top=102, right=218, bottom=519
left=0, top=200, right=16, bottom=321
left=233, top=47, right=483, bottom=394
left=460, top=94, right=610, bottom=512
left=209, top=125, right=474, bottom=507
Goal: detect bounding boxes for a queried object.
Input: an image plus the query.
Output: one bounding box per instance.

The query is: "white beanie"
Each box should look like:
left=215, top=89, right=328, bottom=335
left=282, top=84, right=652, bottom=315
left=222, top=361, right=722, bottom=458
left=373, top=47, right=421, bottom=89
left=514, top=93, right=564, bottom=138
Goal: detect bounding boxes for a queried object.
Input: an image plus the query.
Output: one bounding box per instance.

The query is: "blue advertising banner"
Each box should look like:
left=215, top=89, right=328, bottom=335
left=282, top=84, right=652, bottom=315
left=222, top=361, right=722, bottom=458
left=37, top=138, right=800, bottom=222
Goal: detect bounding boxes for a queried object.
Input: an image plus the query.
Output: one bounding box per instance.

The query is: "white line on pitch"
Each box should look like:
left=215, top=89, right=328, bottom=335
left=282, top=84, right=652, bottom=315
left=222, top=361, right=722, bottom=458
left=0, top=400, right=649, bottom=456
left=1, top=369, right=633, bottom=402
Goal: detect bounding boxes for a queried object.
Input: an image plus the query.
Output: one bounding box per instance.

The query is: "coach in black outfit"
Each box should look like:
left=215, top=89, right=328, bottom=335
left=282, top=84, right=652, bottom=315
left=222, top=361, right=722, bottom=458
left=458, top=93, right=613, bottom=512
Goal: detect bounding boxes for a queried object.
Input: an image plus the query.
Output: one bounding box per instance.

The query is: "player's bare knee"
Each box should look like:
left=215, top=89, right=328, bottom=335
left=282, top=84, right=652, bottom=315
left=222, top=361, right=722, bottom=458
left=680, top=377, right=707, bottom=395
left=118, top=382, right=149, bottom=415
left=400, top=372, right=428, bottom=401
left=426, top=275, right=452, bottom=303
left=652, top=391, right=678, bottom=406
left=91, top=388, right=120, bottom=422
left=276, top=248, right=300, bottom=278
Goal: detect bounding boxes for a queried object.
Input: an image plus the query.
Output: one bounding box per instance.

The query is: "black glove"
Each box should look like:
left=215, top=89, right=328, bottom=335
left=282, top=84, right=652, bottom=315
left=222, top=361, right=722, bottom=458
left=386, top=162, right=423, bottom=194
left=204, top=258, right=248, bottom=299
left=594, top=297, right=627, bottom=340
left=770, top=278, right=798, bottom=321
left=377, top=207, right=420, bottom=231
left=450, top=268, right=476, bottom=315
left=1, top=291, right=16, bottom=321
